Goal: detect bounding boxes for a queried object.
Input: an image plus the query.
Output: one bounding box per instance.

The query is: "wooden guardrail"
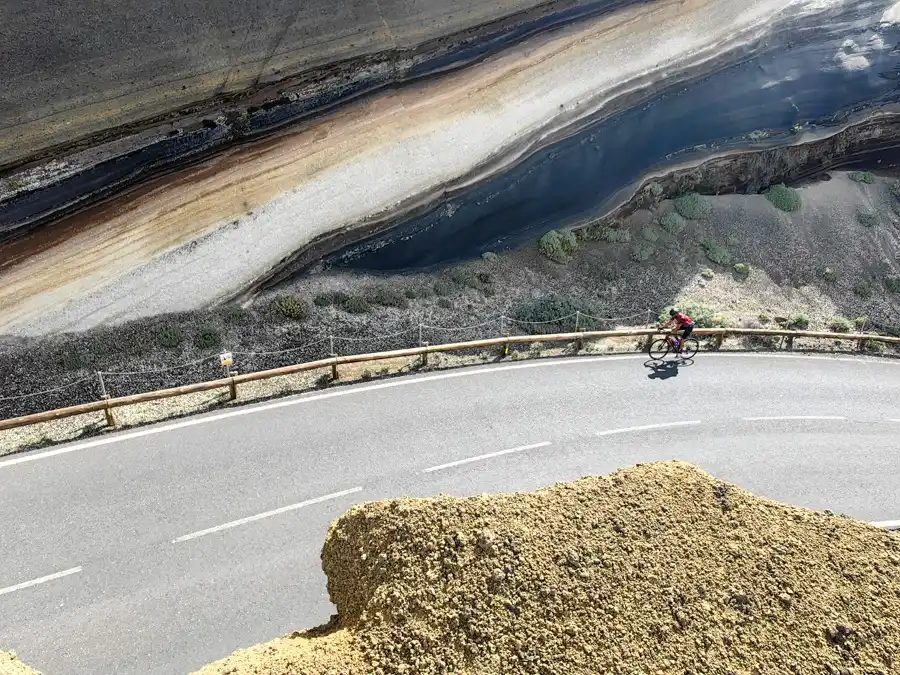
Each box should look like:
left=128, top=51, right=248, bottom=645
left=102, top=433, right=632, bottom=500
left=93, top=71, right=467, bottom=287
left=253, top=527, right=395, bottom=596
left=1, top=327, right=897, bottom=433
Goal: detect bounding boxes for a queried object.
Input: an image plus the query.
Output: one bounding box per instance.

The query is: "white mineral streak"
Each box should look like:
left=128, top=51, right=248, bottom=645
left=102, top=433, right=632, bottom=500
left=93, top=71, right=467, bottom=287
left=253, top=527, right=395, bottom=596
left=0, top=0, right=869, bottom=335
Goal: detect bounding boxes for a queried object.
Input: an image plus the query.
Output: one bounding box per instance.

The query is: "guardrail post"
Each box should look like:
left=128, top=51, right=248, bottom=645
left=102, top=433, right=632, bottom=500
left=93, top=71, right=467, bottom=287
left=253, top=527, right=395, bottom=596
left=102, top=396, right=116, bottom=428
left=575, top=312, right=584, bottom=351
left=329, top=335, right=339, bottom=380
left=714, top=332, right=724, bottom=350
left=785, top=335, right=794, bottom=351
left=229, top=371, right=238, bottom=400
left=421, top=342, right=430, bottom=367
left=96, top=372, right=116, bottom=427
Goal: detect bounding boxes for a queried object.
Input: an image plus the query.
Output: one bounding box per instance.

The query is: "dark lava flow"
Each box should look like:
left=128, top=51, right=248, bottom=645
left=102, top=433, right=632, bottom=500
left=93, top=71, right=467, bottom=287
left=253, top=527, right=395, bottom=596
left=326, top=2, right=900, bottom=274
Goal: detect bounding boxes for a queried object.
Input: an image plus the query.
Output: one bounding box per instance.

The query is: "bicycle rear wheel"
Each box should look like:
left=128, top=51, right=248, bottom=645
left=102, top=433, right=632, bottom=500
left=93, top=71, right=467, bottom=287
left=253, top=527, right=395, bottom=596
left=648, top=338, right=670, bottom=360
left=679, top=338, right=700, bottom=359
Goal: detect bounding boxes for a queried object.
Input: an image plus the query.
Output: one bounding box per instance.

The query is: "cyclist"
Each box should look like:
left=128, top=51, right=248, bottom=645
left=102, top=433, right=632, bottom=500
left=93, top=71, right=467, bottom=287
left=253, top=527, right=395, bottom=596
left=660, top=307, right=695, bottom=354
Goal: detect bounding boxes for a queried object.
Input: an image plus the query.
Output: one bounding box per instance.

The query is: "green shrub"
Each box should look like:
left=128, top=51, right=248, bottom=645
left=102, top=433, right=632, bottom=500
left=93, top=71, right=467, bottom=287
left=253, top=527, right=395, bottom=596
left=361, top=369, right=373, bottom=380
left=758, top=313, right=771, bottom=324
left=885, top=276, right=900, bottom=294
left=854, top=316, right=869, bottom=331
left=658, top=211, right=685, bottom=234
left=223, top=308, right=248, bottom=325
left=649, top=182, right=663, bottom=198
left=733, top=263, right=751, bottom=280
left=818, top=266, right=839, bottom=283
left=789, top=313, right=810, bottom=329
left=538, top=229, right=579, bottom=264
left=701, top=239, right=731, bottom=265
left=194, top=327, right=222, bottom=350
left=372, top=287, right=408, bottom=308
left=854, top=281, right=874, bottom=299
left=765, top=184, right=802, bottom=212
left=61, top=350, right=87, bottom=372
left=578, top=222, right=606, bottom=241
left=313, top=293, right=333, bottom=307
left=530, top=341, right=544, bottom=354
left=600, top=225, right=631, bottom=244
left=462, top=271, right=493, bottom=292
left=437, top=298, right=452, bottom=309
left=450, top=268, right=470, bottom=285
left=157, top=325, right=184, bottom=349
left=341, top=295, right=371, bottom=314
left=434, top=280, right=452, bottom=297
left=849, top=171, right=876, bottom=184
left=674, top=192, right=712, bottom=220
left=404, top=288, right=418, bottom=299
left=658, top=302, right=717, bottom=328
left=700, top=268, right=715, bottom=280
left=630, top=243, right=654, bottom=263
left=513, top=295, right=594, bottom=333
left=858, top=211, right=878, bottom=228
left=829, top=316, right=853, bottom=333
left=892, top=181, right=900, bottom=202
left=641, top=226, right=661, bottom=243
left=274, top=295, right=309, bottom=320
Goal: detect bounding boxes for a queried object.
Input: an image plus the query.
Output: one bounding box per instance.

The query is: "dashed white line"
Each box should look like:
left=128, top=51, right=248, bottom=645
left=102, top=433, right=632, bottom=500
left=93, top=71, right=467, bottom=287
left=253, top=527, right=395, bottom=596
left=871, top=520, right=900, bottom=531
left=422, top=442, right=552, bottom=473
left=596, top=420, right=702, bottom=436
left=743, top=416, right=846, bottom=421
left=0, top=566, right=82, bottom=597
left=172, top=487, right=363, bottom=543
left=0, top=356, right=642, bottom=471
left=1, top=351, right=894, bottom=471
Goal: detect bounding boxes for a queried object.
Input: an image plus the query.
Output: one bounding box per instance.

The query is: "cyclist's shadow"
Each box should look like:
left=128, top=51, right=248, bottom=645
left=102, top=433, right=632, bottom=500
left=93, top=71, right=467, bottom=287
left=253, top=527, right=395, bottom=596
left=644, top=358, right=691, bottom=380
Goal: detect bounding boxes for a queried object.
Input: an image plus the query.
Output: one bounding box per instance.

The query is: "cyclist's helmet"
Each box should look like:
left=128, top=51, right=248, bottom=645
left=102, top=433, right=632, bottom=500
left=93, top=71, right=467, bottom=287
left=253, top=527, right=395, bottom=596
left=669, top=308, right=678, bottom=317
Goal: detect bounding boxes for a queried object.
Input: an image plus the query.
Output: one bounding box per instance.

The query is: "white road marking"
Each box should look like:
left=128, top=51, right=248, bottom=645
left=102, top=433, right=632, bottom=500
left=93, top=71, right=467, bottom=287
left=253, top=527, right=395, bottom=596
left=597, top=420, right=702, bottom=436
left=421, top=442, right=552, bottom=473
left=743, top=416, right=846, bottom=421
left=1, top=351, right=894, bottom=471
left=871, top=520, right=900, bottom=530
left=0, top=356, right=641, bottom=471
left=172, top=487, right=363, bottom=543
left=0, top=566, right=82, bottom=597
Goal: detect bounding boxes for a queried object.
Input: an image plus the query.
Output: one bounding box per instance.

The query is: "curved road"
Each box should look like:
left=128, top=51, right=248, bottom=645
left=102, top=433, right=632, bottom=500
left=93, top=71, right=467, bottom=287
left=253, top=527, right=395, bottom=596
left=1, top=352, right=899, bottom=675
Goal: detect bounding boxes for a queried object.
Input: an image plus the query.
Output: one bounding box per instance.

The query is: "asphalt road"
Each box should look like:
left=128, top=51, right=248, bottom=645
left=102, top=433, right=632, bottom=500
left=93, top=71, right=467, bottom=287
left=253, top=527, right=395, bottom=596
left=1, top=352, right=899, bottom=675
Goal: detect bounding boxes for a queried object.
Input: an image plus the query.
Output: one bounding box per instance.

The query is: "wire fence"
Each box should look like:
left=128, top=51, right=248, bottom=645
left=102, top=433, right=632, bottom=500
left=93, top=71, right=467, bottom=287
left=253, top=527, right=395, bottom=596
left=0, top=310, right=654, bottom=422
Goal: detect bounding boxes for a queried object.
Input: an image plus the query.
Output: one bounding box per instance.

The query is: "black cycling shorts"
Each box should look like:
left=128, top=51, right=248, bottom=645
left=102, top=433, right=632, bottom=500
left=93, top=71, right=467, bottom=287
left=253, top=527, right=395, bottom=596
left=680, top=324, right=694, bottom=339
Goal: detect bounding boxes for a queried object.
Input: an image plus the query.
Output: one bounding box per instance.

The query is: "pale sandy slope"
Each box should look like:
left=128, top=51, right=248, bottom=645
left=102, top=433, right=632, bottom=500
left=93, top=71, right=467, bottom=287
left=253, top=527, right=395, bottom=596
left=0, top=0, right=874, bottom=336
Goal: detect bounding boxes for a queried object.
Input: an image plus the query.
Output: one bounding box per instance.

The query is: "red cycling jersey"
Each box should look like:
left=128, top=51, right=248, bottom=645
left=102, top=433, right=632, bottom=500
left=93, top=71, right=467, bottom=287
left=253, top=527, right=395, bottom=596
left=673, top=312, right=695, bottom=328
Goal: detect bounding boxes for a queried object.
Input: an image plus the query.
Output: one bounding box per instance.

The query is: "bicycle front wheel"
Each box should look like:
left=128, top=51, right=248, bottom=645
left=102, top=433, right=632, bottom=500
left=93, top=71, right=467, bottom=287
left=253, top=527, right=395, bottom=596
left=648, top=338, right=670, bottom=360
left=680, top=338, right=700, bottom=359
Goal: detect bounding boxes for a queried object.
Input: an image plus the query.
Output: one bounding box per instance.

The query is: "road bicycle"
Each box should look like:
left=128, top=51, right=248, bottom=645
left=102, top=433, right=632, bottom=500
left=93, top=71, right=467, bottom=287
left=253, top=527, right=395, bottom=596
left=647, top=328, right=699, bottom=360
